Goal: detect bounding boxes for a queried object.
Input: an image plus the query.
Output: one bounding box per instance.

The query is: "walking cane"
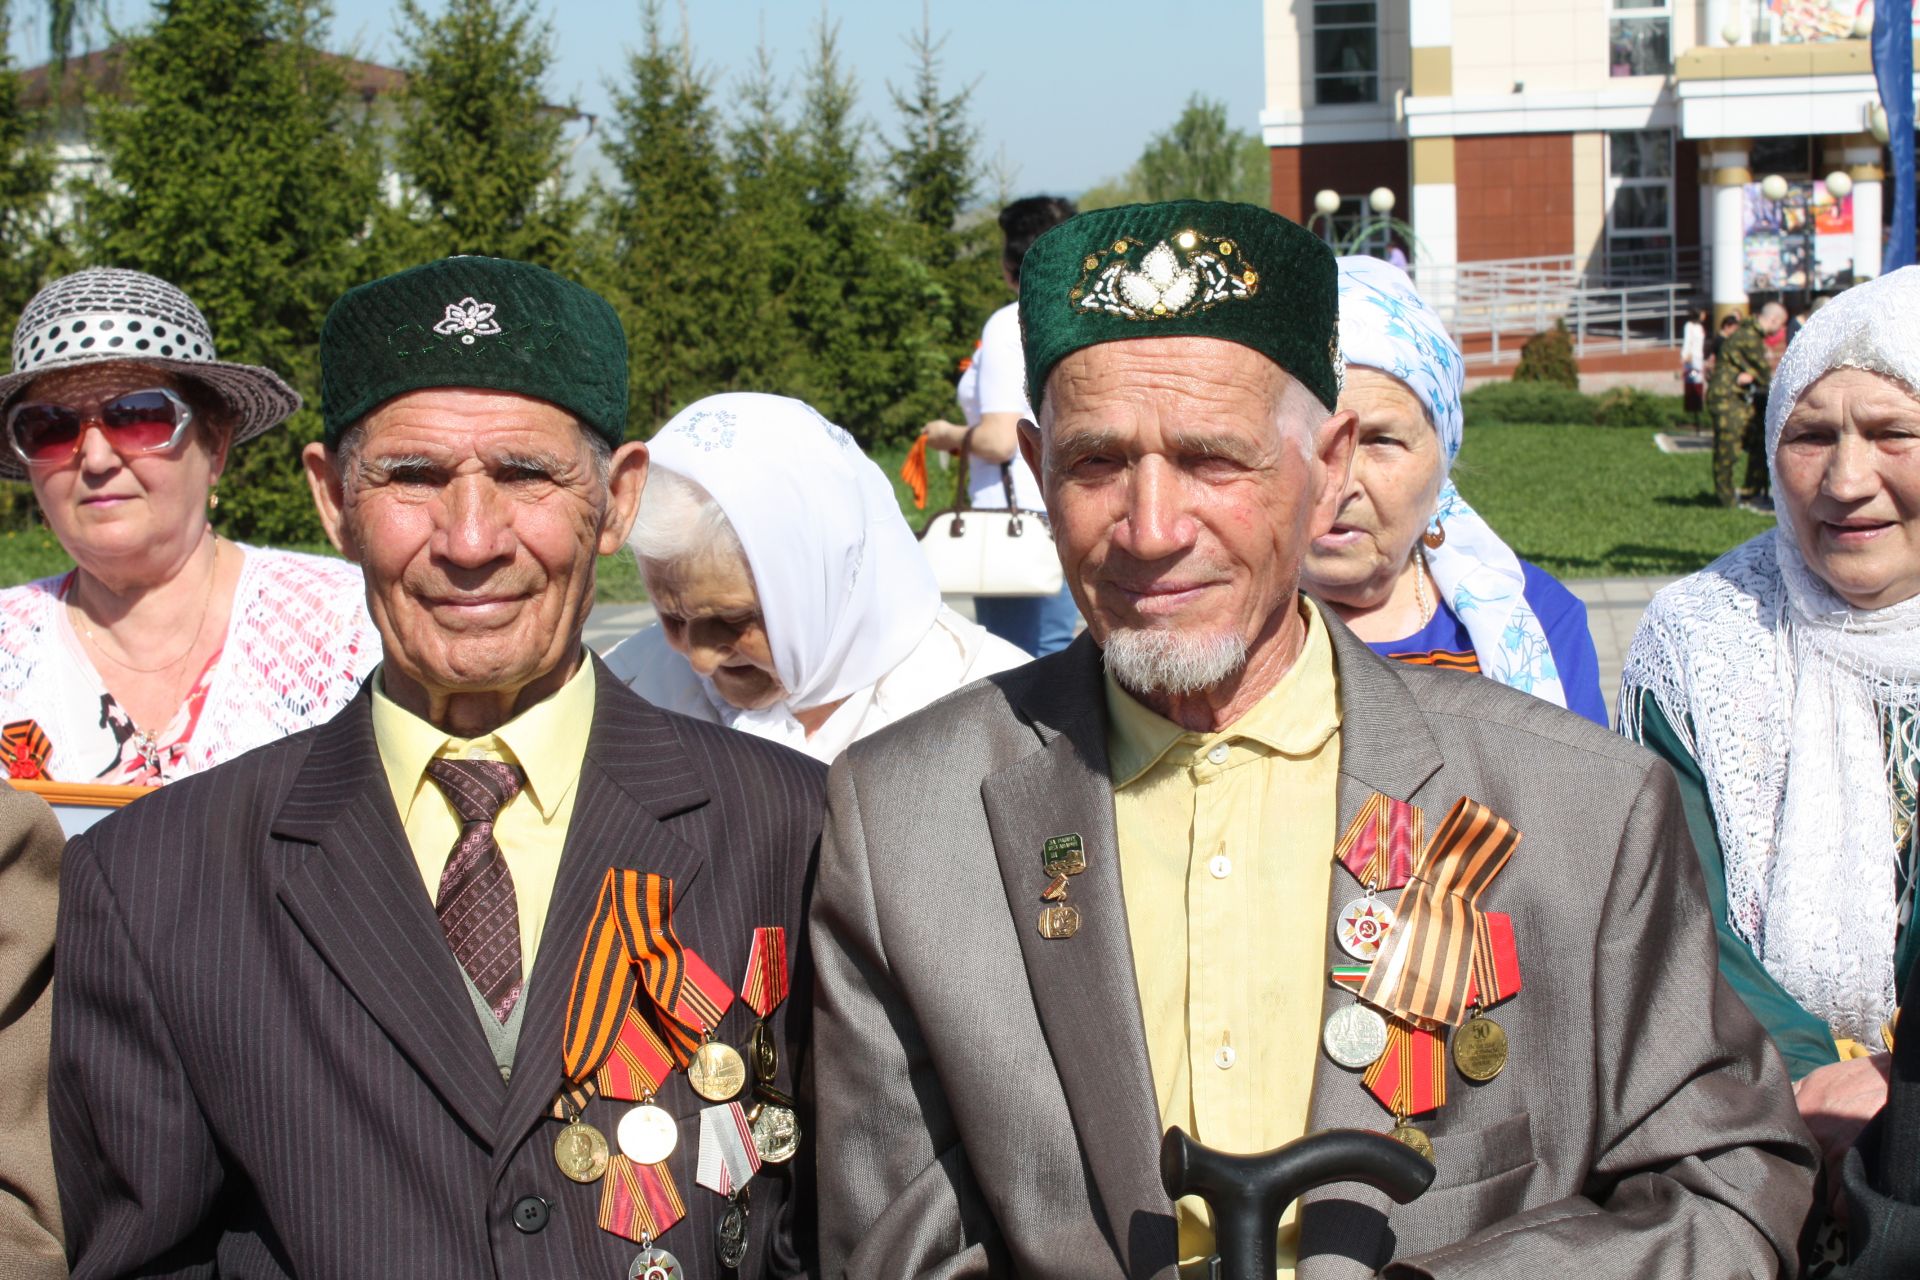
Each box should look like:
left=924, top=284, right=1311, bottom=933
left=1160, top=1127, right=1435, bottom=1280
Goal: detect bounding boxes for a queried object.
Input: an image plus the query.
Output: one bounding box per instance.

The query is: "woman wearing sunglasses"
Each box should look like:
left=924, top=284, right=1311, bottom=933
left=0, top=268, right=380, bottom=785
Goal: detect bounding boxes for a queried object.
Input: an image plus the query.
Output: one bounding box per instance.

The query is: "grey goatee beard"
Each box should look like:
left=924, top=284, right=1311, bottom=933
left=1101, top=628, right=1249, bottom=698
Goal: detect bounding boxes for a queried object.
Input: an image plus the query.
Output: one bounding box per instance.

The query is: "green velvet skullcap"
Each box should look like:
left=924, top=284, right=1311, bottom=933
left=320, top=256, right=628, bottom=446
left=1018, top=199, right=1341, bottom=414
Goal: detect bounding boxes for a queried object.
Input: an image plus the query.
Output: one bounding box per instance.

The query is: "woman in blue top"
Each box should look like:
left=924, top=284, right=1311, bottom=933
left=1303, top=257, right=1608, bottom=726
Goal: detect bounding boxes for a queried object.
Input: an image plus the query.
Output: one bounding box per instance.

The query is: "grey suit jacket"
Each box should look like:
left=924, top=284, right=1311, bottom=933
left=812, top=621, right=1818, bottom=1279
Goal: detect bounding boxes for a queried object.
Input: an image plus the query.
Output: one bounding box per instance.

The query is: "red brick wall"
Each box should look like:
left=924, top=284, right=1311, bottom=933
left=1455, top=134, right=1573, bottom=261
left=1268, top=140, right=1408, bottom=225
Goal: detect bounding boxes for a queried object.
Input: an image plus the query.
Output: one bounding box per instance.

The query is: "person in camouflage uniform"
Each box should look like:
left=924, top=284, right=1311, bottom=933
left=1707, top=301, right=1786, bottom=508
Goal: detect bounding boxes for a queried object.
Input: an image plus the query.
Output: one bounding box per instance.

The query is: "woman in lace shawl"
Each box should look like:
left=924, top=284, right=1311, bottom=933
left=1621, top=268, right=1920, bottom=1217
left=0, top=269, right=380, bottom=785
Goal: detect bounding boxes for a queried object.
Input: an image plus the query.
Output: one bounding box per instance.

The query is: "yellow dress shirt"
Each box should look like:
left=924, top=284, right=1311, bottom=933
left=371, top=660, right=594, bottom=980
left=1105, top=599, right=1342, bottom=1279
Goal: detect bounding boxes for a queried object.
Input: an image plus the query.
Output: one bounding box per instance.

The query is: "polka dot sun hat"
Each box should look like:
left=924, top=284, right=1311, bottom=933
left=0, top=267, right=301, bottom=478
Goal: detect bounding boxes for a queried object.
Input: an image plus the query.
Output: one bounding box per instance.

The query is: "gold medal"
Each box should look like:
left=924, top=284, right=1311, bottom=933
left=749, top=1019, right=778, bottom=1086
left=553, top=1119, right=610, bottom=1183
left=748, top=1100, right=802, bottom=1164
left=1453, top=1012, right=1509, bottom=1082
left=1043, top=833, right=1086, bottom=878
left=688, top=1040, right=747, bottom=1102
left=1388, top=1122, right=1434, bottom=1162
left=1040, top=873, right=1071, bottom=902
left=1037, top=903, right=1081, bottom=939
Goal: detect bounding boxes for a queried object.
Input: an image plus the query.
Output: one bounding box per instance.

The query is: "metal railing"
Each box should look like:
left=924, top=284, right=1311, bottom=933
left=1412, top=249, right=1700, bottom=366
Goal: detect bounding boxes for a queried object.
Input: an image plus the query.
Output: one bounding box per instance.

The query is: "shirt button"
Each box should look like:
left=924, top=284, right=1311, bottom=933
left=1208, top=854, right=1232, bottom=879
left=1214, top=1044, right=1237, bottom=1070
left=511, top=1195, right=550, bottom=1234
left=1207, top=743, right=1230, bottom=765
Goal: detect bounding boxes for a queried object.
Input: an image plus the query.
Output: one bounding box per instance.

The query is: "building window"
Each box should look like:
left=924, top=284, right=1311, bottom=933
left=1610, top=1, right=1671, bottom=78
left=1606, top=129, right=1673, bottom=271
left=1313, top=1, right=1377, bottom=105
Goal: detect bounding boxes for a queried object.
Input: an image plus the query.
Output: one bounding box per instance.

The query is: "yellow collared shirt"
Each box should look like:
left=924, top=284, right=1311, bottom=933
left=1105, top=599, right=1342, bottom=1279
left=371, top=660, right=595, bottom=980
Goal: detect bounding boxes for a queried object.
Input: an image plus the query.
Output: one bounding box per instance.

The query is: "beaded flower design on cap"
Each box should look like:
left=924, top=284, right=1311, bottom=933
left=0, top=268, right=301, bottom=479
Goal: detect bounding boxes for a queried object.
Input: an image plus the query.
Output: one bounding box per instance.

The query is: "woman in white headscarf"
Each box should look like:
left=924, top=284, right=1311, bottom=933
left=1303, top=257, right=1607, bottom=724
left=604, top=392, right=1031, bottom=763
left=1620, top=268, right=1920, bottom=1205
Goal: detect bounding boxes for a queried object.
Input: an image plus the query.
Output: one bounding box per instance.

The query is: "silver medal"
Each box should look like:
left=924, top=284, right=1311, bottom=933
left=616, top=1102, right=679, bottom=1165
left=629, top=1245, right=682, bottom=1280
left=1336, top=894, right=1396, bottom=962
left=1322, top=1002, right=1390, bottom=1070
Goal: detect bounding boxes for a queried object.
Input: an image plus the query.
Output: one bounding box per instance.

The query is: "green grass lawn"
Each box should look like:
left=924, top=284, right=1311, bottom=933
left=0, top=425, right=1769, bottom=594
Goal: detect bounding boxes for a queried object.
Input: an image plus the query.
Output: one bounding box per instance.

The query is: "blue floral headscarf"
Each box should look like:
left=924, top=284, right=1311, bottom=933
left=1335, top=257, right=1568, bottom=708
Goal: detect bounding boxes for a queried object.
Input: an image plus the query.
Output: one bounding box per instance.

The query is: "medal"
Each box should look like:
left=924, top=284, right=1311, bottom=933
left=600, top=1155, right=686, bottom=1245
left=739, top=928, right=788, bottom=1100
left=1041, top=873, right=1070, bottom=902
left=696, top=1102, right=762, bottom=1197
left=1388, top=1120, right=1434, bottom=1162
left=748, top=1019, right=777, bottom=1086
left=1037, top=903, right=1081, bottom=939
left=715, top=1196, right=749, bottom=1270
left=554, top=1120, right=611, bottom=1183
left=628, top=1243, right=682, bottom=1280
left=688, top=1040, right=747, bottom=1102
left=1322, top=1003, right=1389, bottom=1070
left=1043, top=833, right=1086, bottom=877
left=1336, top=894, right=1395, bottom=961
left=748, top=1101, right=801, bottom=1164
left=1453, top=1011, right=1509, bottom=1083
left=617, top=1102, right=679, bottom=1165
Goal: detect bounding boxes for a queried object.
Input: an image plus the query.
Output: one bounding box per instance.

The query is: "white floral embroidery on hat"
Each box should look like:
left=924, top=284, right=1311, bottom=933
left=432, top=297, right=503, bottom=345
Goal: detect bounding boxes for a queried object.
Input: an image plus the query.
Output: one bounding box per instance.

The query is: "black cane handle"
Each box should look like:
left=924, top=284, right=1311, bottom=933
left=1160, top=1127, right=1435, bottom=1280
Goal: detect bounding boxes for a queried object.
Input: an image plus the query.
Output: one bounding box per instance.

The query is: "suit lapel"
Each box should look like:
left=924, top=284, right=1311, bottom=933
left=984, top=637, right=1176, bottom=1269
left=494, top=660, right=711, bottom=1162
left=273, top=691, right=508, bottom=1144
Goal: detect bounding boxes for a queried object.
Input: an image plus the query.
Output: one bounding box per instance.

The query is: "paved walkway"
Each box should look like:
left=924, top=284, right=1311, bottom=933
left=589, top=576, right=1671, bottom=723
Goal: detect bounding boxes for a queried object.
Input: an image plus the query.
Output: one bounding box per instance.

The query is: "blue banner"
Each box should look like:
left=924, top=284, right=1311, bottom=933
left=1875, top=0, right=1917, bottom=273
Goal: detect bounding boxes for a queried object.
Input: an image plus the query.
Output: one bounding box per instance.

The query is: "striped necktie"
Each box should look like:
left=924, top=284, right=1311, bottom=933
left=425, top=756, right=526, bottom=1023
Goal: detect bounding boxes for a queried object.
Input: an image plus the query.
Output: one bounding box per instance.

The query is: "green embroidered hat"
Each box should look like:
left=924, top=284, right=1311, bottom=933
left=319, top=256, right=628, bottom=446
left=1017, top=199, right=1340, bottom=414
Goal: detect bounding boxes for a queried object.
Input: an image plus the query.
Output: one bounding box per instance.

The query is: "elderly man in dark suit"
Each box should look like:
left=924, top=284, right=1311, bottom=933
left=811, top=202, right=1818, bottom=1278
left=52, top=258, right=823, bottom=1279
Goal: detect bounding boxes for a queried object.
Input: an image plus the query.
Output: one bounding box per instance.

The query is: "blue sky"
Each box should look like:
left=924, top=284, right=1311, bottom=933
left=11, top=0, right=1267, bottom=198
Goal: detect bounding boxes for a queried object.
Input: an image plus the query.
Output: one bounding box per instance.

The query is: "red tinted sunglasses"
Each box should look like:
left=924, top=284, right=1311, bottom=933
left=7, top=387, right=194, bottom=469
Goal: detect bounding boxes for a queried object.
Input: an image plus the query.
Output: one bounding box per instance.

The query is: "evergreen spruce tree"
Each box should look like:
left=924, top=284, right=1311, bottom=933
left=720, top=39, right=808, bottom=399
left=79, top=0, right=381, bottom=543
left=0, top=10, right=56, bottom=319
left=599, top=1, right=730, bottom=431
left=381, top=0, right=580, bottom=271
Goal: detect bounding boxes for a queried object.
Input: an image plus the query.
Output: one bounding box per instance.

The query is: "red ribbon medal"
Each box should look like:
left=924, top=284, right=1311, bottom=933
left=1363, top=1018, right=1448, bottom=1117
left=740, top=927, right=789, bottom=1019
left=598, top=1154, right=687, bottom=1244
left=598, top=1005, right=676, bottom=1102
left=1334, top=791, right=1424, bottom=891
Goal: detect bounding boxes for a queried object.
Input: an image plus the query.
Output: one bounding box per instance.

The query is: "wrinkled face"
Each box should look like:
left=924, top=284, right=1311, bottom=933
left=311, top=388, right=644, bottom=700
left=1031, top=336, right=1351, bottom=670
left=1305, top=368, right=1446, bottom=607
left=19, top=362, right=225, bottom=577
left=643, top=550, right=784, bottom=711
left=1774, top=366, right=1920, bottom=611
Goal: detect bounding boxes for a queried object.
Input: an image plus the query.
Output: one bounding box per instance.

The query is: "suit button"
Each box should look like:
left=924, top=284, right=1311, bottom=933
left=512, top=1196, right=550, bottom=1234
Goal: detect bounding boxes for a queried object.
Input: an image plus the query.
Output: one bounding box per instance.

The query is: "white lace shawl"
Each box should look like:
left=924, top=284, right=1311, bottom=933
left=1620, top=267, right=1920, bottom=1041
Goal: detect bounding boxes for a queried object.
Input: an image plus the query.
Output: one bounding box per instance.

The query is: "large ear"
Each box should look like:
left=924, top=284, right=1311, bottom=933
left=1017, top=416, right=1042, bottom=482
left=1309, top=406, right=1359, bottom=540
left=301, top=440, right=359, bottom=561
left=598, top=439, right=650, bottom=556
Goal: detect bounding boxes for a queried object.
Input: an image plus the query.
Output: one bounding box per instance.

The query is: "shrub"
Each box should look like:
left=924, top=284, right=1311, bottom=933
left=1513, top=319, right=1579, bottom=388
left=1592, top=386, right=1686, bottom=429
left=1461, top=381, right=1596, bottom=426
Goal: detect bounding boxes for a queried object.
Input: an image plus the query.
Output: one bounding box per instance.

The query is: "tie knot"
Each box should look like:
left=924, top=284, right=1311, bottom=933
left=425, top=756, right=526, bottom=825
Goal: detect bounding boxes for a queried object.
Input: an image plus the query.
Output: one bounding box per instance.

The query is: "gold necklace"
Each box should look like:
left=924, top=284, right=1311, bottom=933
left=71, top=537, right=221, bottom=675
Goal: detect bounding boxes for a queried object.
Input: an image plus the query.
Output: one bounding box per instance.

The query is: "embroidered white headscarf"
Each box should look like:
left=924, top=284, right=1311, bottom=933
left=1620, top=266, right=1920, bottom=1041
left=1335, top=256, right=1569, bottom=706
left=645, top=393, right=942, bottom=751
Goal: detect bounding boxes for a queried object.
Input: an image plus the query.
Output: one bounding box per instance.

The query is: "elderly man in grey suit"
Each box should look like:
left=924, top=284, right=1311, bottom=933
left=812, top=200, right=1817, bottom=1278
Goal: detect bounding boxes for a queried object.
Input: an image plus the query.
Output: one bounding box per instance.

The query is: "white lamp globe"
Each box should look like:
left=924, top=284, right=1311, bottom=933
left=1855, top=4, right=1876, bottom=39
left=1827, top=169, right=1854, bottom=199
left=1368, top=186, right=1396, bottom=214
left=1871, top=102, right=1892, bottom=144
left=1313, top=189, right=1341, bottom=216
left=1721, top=20, right=1744, bottom=44
left=1760, top=173, right=1790, bottom=201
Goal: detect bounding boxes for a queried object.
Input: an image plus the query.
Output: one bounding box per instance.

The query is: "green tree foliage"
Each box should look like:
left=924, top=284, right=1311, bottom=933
left=1081, top=94, right=1269, bottom=211
left=0, top=9, right=55, bottom=529
left=597, top=0, right=731, bottom=432
left=78, top=0, right=381, bottom=543
left=379, top=0, right=580, bottom=271
left=1513, top=319, right=1580, bottom=389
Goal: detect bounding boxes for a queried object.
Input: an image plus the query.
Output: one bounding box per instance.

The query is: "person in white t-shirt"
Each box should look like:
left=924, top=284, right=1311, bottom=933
left=922, top=195, right=1080, bottom=656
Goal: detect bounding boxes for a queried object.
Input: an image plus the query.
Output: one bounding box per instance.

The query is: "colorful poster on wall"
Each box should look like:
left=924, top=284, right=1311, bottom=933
left=1765, top=0, right=1880, bottom=43
left=1744, top=180, right=1854, bottom=291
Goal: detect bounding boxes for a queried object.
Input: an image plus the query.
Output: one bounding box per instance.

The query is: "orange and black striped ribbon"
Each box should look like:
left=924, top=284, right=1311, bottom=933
left=1334, top=792, right=1425, bottom=892
left=739, top=927, right=789, bottom=1019
left=2, top=718, right=51, bottom=779
left=597, top=1005, right=676, bottom=1102
left=1362, top=1017, right=1447, bottom=1117
left=1360, top=796, right=1520, bottom=1028
left=1465, top=910, right=1522, bottom=1009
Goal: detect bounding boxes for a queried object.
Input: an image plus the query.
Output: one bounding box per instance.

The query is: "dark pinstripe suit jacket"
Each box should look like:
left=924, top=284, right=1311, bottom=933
left=50, top=659, right=825, bottom=1279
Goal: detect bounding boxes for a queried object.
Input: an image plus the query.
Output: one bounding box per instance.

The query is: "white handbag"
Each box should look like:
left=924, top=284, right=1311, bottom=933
left=917, top=445, right=1065, bottom=598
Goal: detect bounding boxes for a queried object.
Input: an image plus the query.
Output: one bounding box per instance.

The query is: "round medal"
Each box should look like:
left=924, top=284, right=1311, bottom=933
left=553, top=1120, right=610, bottom=1183
left=629, top=1245, right=683, bottom=1280
left=1453, top=1013, right=1509, bottom=1083
left=749, top=1101, right=801, bottom=1164
left=715, top=1200, right=750, bottom=1270
left=1322, top=1003, right=1389, bottom=1069
left=688, top=1041, right=747, bottom=1102
left=749, top=1020, right=778, bottom=1085
left=616, top=1103, right=679, bottom=1165
left=1336, top=895, right=1396, bottom=962
left=1388, top=1122, right=1435, bottom=1162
